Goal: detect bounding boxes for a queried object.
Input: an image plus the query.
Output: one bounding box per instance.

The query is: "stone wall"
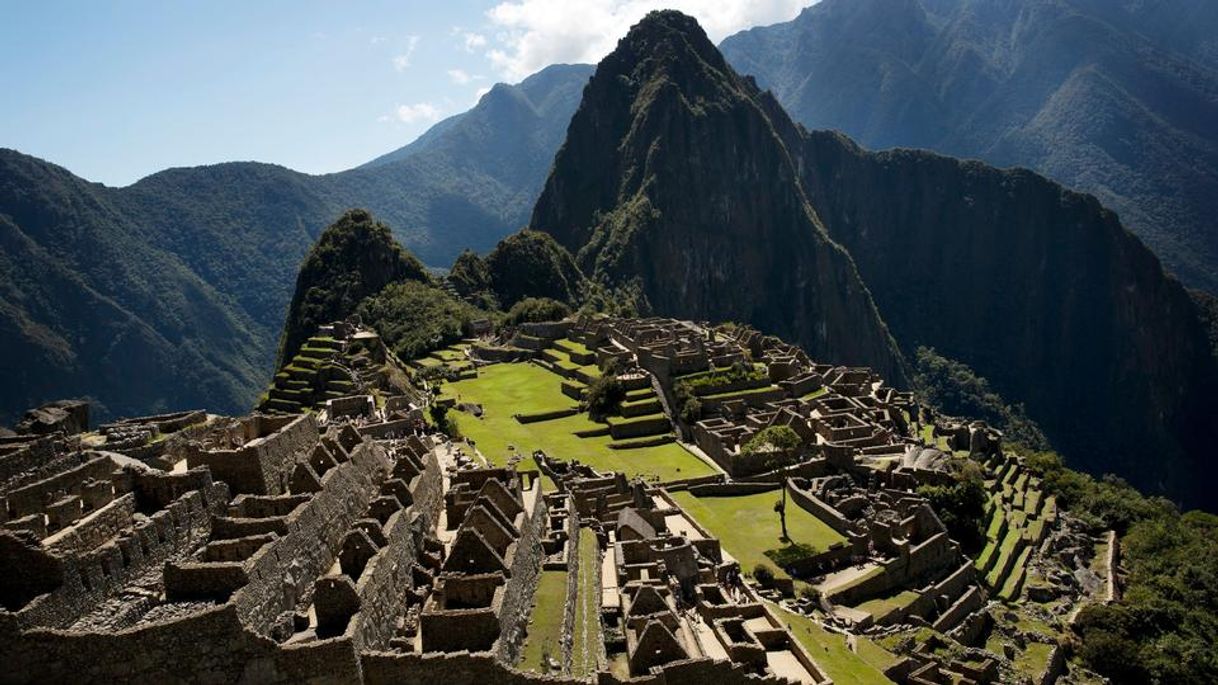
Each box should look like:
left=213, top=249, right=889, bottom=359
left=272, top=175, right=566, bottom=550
left=233, top=440, right=390, bottom=634
left=786, top=483, right=854, bottom=537
left=2, top=603, right=363, bottom=685
left=41, top=493, right=136, bottom=554
left=351, top=449, right=443, bottom=651
left=495, top=485, right=548, bottom=664
left=828, top=532, right=958, bottom=606
left=4, top=478, right=228, bottom=632
left=187, top=414, right=319, bottom=495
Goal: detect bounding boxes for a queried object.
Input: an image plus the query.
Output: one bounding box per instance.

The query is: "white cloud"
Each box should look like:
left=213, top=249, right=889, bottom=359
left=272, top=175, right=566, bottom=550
left=394, top=102, right=442, bottom=123
left=483, top=0, right=808, bottom=80
left=475, top=86, right=492, bottom=101
left=447, top=68, right=476, bottom=85
left=463, top=32, right=488, bottom=51
left=392, top=35, right=420, bottom=71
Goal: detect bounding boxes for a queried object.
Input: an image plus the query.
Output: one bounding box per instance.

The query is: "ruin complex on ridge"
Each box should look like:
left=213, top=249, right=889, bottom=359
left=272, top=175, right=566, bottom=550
left=0, top=317, right=1112, bottom=684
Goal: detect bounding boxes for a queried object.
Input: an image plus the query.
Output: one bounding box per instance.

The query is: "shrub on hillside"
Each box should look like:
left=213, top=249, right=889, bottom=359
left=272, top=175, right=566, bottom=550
left=357, top=281, right=489, bottom=361
left=503, top=297, right=572, bottom=326
left=582, top=374, right=625, bottom=420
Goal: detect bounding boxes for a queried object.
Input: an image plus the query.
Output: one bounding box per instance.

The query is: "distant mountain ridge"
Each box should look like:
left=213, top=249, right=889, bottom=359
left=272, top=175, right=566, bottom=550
left=720, top=0, right=1218, bottom=294
left=531, top=10, right=1218, bottom=508
left=0, top=63, right=593, bottom=424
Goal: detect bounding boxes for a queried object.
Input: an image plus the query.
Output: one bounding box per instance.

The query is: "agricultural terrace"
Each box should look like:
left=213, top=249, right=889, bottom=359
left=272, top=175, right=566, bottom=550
left=776, top=605, right=895, bottom=685
left=571, top=530, right=601, bottom=677
left=669, top=488, right=846, bottom=581
left=443, top=362, right=715, bottom=483
left=517, top=570, right=568, bottom=672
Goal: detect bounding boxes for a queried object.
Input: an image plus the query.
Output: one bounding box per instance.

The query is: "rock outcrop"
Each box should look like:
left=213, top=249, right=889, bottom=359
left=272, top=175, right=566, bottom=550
left=277, top=209, right=431, bottom=367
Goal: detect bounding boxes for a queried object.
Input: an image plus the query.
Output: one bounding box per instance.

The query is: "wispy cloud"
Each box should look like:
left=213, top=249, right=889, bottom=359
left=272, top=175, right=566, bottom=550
left=483, top=0, right=807, bottom=80
left=394, top=102, right=442, bottom=124
left=463, top=32, right=488, bottom=51
left=392, top=35, right=421, bottom=71
left=447, top=68, right=481, bottom=85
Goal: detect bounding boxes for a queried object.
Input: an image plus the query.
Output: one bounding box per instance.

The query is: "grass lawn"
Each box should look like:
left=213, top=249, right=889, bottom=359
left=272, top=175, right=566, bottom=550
left=853, top=589, right=921, bottom=618
left=554, top=338, right=591, bottom=356
left=446, top=363, right=714, bottom=483
left=801, top=387, right=829, bottom=401
left=670, top=489, right=846, bottom=580
left=517, top=571, right=568, bottom=673
left=774, top=604, right=895, bottom=685
left=1013, top=640, right=1056, bottom=680
left=701, top=385, right=780, bottom=400
left=572, top=530, right=601, bottom=677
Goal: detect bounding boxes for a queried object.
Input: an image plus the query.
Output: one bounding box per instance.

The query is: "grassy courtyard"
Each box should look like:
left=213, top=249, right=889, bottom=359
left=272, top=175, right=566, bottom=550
left=775, top=604, right=896, bottom=684
left=669, top=489, right=846, bottom=580
left=517, top=570, right=568, bottom=673
left=444, top=363, right=714, bottom=483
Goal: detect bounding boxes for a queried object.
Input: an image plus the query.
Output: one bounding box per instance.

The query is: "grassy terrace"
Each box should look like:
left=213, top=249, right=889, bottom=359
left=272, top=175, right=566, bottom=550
left=700, top=385, right=781, bottom=401
left=445, top=363, right=714, bottom=483
left=853, top=589, right=921, bottom=618
left=670, top=489, right=846, bottom=581
left=517, top=570, right=568, bottom=673
left=553, top=338, right=592, bottom=356
left=801, top=387, right=829, bottom=401
left=571, top=530, right=600, bottom=677
left=775, top=605, right=895, bottom=685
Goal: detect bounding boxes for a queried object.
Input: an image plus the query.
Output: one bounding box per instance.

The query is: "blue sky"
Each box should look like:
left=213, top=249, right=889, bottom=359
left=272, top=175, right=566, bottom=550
left=0, top=1, right=808, bottom=186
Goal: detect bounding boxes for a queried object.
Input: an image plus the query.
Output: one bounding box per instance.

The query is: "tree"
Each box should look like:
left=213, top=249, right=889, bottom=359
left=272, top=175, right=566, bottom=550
left=774, top=483, right=789, bottom=541
left=582, top=373, right=625, bottom=420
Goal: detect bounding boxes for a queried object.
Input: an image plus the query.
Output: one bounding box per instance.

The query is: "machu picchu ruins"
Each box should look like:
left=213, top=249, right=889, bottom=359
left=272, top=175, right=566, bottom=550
left=0, top=315, right=1120, bottom=684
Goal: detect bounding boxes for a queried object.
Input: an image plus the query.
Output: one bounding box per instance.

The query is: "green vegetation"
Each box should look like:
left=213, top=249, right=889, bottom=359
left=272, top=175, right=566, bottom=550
left=775, top=604, right=895, bottom=684
left=741, top=425, right=802, bottom=454
left=917, top=460, right=987, bottom=553
left=278, top=209, right=432, bottom=367
left=854, top=590, right=921, bottom=619
left=447, top=249, right=497, bottom=309
left=503, top=297, right=572, bottom=326
left=444, top=363, right=712, bottom=482
left=357, top=281, right=489, bottom=361
left=670, top=489, right=846, bottom=582
left=1012, top=447, right=1218, bottom=684
left=675, top=361, right=767, bottom=395
left=517, top=570, right=569, bottom=673
left=913, top=347, right=1047, bottom=450
left=571, top=530, right=601, bottom=677
left=484, top=229, right=587, bottom=308
left=581, top=373, right=624, bottom=420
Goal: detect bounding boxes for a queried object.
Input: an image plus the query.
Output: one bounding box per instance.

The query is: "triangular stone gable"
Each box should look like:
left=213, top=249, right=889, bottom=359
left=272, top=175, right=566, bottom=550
left=627, top=584, right=670, bottom=619
left=442, top=528, right=508, bottom=575
left=462, top=503, right=517, bottom=553
left=476, top=478, right=523, bottom=520
left=630, top=619, right=687, bottom=673
left=616, top=508, right=656, bottom=541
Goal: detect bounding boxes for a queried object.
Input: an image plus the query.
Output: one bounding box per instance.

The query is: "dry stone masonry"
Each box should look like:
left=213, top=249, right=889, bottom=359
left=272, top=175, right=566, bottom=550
left=0, top=317, right=1102, bottom=684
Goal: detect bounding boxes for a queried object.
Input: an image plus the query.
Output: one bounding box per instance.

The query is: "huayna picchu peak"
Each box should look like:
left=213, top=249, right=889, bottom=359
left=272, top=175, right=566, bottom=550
left=2, top=7, right=1216, bottom=685
left=532, top=10, right=909, bottom=387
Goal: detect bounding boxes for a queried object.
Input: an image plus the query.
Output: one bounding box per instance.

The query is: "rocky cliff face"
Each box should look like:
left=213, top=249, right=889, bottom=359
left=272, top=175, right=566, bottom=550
left=530, top=11, right=908, bottom=384
left=795, top=132, right=1218, bottom=507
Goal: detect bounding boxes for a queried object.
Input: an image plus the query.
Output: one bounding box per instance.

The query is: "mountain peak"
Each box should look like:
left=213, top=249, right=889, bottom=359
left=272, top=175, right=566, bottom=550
left=600, top=11, right=734, bottom=93
left=529, top=11, right=909, bottom=383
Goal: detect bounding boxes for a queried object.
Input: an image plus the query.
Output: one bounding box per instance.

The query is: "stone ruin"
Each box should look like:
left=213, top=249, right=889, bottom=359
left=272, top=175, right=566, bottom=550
left=0, top=316, right=1095, bottom=684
